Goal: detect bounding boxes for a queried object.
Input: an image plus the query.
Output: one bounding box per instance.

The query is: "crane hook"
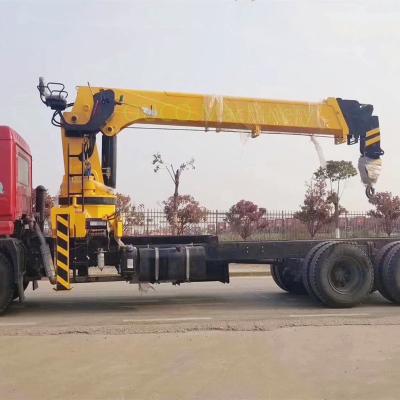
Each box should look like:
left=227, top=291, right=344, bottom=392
left=366, top=185, right=375, bottom=200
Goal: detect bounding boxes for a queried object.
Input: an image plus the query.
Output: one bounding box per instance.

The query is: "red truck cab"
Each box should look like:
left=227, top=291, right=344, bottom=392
left=0, top=126, right=32, bottom=236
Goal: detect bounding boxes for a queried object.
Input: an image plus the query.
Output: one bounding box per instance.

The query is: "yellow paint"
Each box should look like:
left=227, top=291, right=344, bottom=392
left=56, top=275, right=70, bottom=289
left=56, top=245, right=69, bottom=257
left=366, top=136, right=380, bottom=146
left=57, top=216, right=69, bottom=227
left=64, top=87, right=349, bottom=138
left=56, top=231, right=69, bottom=243
left=56, top=260, right=69, bottom=272
left=366, top=128, right=380, bottom=137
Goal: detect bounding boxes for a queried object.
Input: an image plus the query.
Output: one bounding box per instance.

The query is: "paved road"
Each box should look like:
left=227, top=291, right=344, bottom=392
left=0, top=276, right=398, bottom=335
left=1, top=277, right=400, bottom=400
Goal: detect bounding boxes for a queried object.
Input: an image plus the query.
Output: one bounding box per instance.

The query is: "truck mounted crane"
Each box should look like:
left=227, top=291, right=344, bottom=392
left=0, top=78, right=394, bottom=314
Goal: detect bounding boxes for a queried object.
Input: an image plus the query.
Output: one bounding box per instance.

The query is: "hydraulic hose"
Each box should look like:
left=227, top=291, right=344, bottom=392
left=34, top=223, right=56, bottom=285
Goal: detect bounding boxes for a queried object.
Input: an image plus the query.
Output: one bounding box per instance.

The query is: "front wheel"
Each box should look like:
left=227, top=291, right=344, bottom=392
left=0, top=253, right=15, bottom=314
left=12, top=280, right=29, bottom=301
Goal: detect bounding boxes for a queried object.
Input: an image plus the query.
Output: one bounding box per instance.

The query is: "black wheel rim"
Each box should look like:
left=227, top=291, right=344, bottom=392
left=328, top=256, right=364, bottom=294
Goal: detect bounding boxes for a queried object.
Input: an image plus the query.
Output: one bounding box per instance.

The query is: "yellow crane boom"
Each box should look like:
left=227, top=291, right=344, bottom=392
left=66, top=86, right=350, bottom=139
left=38, top=79, right=383, bottom=243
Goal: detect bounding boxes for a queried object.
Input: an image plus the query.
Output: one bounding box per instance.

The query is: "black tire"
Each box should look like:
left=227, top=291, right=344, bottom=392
left=381, top=243, right=400, bottom=303
left=272, top=260, right=307, bottom=295
left=12, top=280, right=29, bottom=301
left=309, top=243, right=374, bottom=308
left=270, top=263, right=288, bottom=291
left=373, top=242, right=400, bottom=302
left=302, top=241, right=331, bottom=302
left=0, top=253, right=15, bottom=314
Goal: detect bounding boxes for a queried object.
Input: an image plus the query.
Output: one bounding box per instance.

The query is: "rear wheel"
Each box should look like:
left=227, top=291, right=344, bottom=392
left=270, top=263, right=288, bottom=291
left=380, top=243, right=400, bottom=303
left=308, top=243, right=373, bottom=308
left=373, top=242, right=400, bottom=302
left=0, top=253, right=15, bottom=314
left=271, top=259, right=307, bottom=295
left=302, top=241, right=331, bottom=302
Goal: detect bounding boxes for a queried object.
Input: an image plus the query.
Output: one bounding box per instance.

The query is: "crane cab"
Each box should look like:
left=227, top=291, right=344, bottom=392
left=0, top=126, right=32, bottom=236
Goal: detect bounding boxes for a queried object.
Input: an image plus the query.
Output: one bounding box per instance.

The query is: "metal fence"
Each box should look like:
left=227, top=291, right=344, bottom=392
left=122, top=210, right=400, bottom=240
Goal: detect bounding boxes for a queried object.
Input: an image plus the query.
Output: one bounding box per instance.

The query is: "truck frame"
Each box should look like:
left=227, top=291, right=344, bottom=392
left=0, top=79, right=397, bottom=313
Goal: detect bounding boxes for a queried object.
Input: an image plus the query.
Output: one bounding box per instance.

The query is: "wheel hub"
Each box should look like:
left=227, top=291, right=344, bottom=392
left=329, top=259, right=360, bottom=294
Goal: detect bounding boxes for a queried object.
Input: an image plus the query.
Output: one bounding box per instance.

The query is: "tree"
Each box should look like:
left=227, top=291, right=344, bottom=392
left=115, top=192, right=144, bottom=233
left=368, top=191, right=400, bottom=236
left=294, top=178, right=332, bottom=238
left=163, top=195, right=206, bottom=235
left=153, top=153, right=195, bottom=233
left=225, top=200, right=266, bottom=240
left=314, top=160, right=357, bottom=238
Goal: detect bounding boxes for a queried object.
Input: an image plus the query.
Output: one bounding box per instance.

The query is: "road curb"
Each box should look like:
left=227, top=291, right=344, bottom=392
left=230, top=271, right=270, bottom=277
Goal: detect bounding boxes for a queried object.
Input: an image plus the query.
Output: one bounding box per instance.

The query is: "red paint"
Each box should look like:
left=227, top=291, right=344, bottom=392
left=0, top=126, right=32, bottom=236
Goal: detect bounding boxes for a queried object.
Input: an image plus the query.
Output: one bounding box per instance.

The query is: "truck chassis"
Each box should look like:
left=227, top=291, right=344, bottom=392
left=1, top=233, right=397, bottom=313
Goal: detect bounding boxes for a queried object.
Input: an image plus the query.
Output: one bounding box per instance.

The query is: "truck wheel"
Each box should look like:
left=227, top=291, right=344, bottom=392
left=380, top=243, right=400, bottom=303
left=302, top=241, right=331, bottom=302
left=0, top=253, right=15, bottom=314
left=309, top=243, right=373, bottom=308
left=12, top=280, right=29, bottom=301
left=270, top=263, right=288, bottom=291
left=373, top=242, right=400, bottom=302
left=271, top=260, right=307, bottom=295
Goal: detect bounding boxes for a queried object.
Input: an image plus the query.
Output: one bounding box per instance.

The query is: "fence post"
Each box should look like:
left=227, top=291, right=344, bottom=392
left=215, top=209, right=218, bottom=236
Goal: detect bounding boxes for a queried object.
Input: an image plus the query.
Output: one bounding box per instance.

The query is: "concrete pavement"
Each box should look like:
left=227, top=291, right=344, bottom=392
left=0, top=276, right=400, bottom=399
left=0, top=276, right=398, bottom=335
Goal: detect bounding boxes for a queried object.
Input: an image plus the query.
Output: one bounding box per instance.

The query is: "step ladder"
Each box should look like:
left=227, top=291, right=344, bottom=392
left=67, top=143, right=85, bottom=211
left=55, top=143, right=87, bottom=290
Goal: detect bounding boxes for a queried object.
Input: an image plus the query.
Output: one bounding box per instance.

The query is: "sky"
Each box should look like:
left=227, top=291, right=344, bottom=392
left=0, top=0, right=399, bottom=211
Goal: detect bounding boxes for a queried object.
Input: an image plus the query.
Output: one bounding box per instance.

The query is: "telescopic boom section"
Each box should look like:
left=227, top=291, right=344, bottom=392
left=62, top=86, right=383, bottom=193
left=65, top=87, right=350, bottom=140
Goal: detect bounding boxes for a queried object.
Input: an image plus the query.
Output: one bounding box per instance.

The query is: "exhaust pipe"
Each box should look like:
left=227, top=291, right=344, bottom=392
left=34, top=223, right=56, bottom=285
left=35, top=185, right=46, bottom=232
